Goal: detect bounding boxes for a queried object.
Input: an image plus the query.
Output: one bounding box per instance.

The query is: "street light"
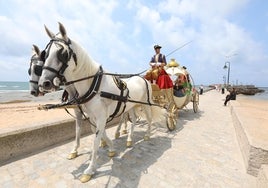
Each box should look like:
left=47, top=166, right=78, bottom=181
left=223, top=61, right=230, bottom=86
left=223, top=53, right=237, bottom=86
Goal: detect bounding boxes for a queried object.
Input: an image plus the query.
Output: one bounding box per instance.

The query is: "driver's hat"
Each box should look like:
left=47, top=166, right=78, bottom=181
left=154, top=44, right=162, bottom=49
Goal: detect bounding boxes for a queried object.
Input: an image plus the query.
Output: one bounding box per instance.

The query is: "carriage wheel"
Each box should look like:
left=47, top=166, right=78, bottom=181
left=193, top=93, right=199, bottom=113
left=166, top=115, right=176, bottom=131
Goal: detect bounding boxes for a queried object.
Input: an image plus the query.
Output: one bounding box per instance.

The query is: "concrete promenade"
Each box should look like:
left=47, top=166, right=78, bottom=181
left=0, top=90, right=257, bottom=187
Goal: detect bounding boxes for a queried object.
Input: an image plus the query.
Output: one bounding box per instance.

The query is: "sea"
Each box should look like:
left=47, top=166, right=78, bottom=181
left=0, top=81, right=29, bottom=92
left=0, top=81, right=268, bottom=102
left=0, top=81, right=63, bottom=103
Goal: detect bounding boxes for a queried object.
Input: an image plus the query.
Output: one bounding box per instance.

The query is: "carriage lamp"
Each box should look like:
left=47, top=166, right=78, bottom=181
left=168, top=58, right=179, bottom=67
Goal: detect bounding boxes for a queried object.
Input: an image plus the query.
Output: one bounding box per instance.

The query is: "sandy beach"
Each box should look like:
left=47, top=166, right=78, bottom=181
left=0, top=91, right=73, bottom=135
left=231, top=94, right=268, bottom=150
left=234, top=95, right=268, bottom=135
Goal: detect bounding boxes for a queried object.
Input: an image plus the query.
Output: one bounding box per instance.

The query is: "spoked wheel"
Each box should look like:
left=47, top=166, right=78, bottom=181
left=193, top=93, right=199, bottom=113
left=165, top=102, right=177, bottom=131
left=166, top=115, right=176, bottom=131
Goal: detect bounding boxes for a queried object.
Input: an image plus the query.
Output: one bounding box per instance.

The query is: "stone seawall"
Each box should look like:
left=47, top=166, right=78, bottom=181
left=0, top=118, right=119, bottom=165
left=230, top=99, right=268, bottom=187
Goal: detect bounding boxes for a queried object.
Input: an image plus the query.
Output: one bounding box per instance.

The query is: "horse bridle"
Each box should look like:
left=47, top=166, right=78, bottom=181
left=41, top=37, right=77, bottom=84
left=28, top=55, right=43, bottom=85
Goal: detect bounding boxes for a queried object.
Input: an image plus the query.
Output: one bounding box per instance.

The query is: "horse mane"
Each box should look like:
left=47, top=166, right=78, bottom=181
left=70, top=39, right=100, bottom=76
left=53, top=31, right=100, bottom=78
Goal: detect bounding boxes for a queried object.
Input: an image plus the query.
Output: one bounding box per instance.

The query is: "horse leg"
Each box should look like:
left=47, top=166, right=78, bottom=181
left=67, top=108, right=82, bottom=159
left=88, top=120, right=107, bottom=148
left=102, top=130, right=116, bottom=157
left=80, top=119, right=115, bottom=183
left=122, top=113, right=128, bottom=135
left=126, top=109, right=136, bottom=147
left=115, top=113, right=124, bottom=139
left=143, top=105, right=152, bottom=141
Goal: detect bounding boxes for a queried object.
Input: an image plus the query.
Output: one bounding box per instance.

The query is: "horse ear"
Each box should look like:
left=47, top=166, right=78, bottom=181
left=58, top=22, right=68, bottom=41
left=32, top=44, right=40, bottom=56
left=44, top=24, right=55, bottom=39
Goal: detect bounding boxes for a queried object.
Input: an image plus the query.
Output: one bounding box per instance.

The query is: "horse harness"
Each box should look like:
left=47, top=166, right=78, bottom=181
left=100, top=76, right=129, bottom=122
left=28, top=54, right=43, bottom=84
left=41, top=37, right=156, bottom=122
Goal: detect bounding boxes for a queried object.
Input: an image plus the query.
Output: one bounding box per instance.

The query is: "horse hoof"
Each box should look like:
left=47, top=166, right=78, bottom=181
left=126, top=141, right=132, bottom=147
left=144, top=136, right=150, bottom=141
left=67, top=152, right=78, bottom=160
left=108, top=151, right=116, bottom=157
left=122, top=130, right=127, bottom=134
left=115, top=132, right=120, bottom=139
left=101, top=140, right=107, bottom=148
left=80, top=174, right=92, bottom=183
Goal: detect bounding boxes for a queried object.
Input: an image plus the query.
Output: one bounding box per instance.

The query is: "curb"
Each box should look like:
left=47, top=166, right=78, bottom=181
left=230, top=101, right=268, bottom=177
left=0, top=118, right=119, bottom=165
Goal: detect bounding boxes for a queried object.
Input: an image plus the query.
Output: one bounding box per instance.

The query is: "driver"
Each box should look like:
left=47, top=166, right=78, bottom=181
left=145, top=44, right=173, bottom=89
left=145, top=45, right=166, bottom=83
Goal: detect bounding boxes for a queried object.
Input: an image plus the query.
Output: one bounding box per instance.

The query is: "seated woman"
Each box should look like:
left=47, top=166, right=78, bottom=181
left=173, top=74, right=187, bottom=97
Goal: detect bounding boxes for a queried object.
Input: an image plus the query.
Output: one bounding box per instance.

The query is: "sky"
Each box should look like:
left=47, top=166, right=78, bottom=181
left=0, top=0, right=268, bottom=86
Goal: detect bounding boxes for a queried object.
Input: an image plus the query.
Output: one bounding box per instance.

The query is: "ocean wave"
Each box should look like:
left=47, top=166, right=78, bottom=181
left=0, top=90, right=29, bottom=94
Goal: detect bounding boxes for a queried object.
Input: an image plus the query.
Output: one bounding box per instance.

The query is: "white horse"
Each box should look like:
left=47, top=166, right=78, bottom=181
left=38, top=23, right=163, bottom=183
left=28, top=45, right=45, bottom=97
left=28, top=45, right=132, bottom=160
left=28, top=44, right=113, bottom=159
left=29, top=45, right=134, bottom=153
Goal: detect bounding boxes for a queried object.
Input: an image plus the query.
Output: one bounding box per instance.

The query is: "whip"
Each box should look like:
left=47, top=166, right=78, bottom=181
left=166, top=40, right=193, bottom=57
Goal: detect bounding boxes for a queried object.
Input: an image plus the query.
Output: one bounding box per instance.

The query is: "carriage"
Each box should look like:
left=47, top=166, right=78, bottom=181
left=149, top=58, right=199, bottom=131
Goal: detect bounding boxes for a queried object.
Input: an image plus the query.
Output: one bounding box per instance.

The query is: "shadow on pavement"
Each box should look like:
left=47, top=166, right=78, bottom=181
left=71, top=127, right=172, bottom=187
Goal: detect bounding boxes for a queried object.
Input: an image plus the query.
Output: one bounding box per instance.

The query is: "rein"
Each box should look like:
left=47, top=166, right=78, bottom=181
left=62, top=69, right=147, bottom=86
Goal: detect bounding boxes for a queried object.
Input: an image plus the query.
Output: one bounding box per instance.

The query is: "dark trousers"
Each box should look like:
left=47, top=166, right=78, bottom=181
left=224, top=96, right=230, bottom=106
left=224, top=94, right=236, bottom=106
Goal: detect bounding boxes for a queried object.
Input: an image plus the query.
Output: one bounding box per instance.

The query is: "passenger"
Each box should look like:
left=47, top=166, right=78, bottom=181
left=145, top=45, right=173, bottom=89
left=173, top=74, right=187, bottom=97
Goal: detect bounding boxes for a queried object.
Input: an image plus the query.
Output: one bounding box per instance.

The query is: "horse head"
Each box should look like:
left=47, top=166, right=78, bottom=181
left=39, top=22, right=77, bottom=92
left=28, top=44, right=45, bottom=96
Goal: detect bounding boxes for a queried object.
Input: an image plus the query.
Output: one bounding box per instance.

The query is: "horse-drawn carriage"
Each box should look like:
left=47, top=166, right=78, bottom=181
left=31, top=23, right=199, bottom=183
left=148, top=58, right=199, bottom=131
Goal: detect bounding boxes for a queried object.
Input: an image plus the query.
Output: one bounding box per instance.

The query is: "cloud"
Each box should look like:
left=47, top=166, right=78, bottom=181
left=0, top=0, right=267, bottom=86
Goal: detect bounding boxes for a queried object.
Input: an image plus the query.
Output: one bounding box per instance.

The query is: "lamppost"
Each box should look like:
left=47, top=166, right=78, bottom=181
left=223, top=62, right=230, bottom=86
left=223, top=53, right=237, bottom=86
